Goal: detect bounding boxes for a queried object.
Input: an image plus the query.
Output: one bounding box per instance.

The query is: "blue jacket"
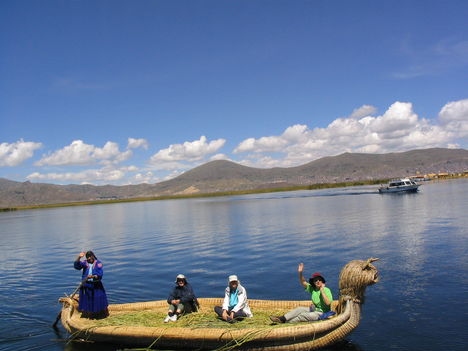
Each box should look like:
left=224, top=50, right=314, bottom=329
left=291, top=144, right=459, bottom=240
left=74, top=259, right=104, bottom=288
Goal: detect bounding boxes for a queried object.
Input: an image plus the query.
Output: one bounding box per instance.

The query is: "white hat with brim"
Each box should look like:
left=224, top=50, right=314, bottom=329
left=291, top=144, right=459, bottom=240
left=175, top=274, right=186, bottom=282
left=228, top=275, right=238, bottom=283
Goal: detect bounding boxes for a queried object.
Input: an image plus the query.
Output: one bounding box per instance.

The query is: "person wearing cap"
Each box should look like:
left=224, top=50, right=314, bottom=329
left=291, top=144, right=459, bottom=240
left=214, top=275, right=253, bottom=323
left=270, top=263, right=333, bottom=323
left=164, top=274, right=199, bottom=323
left=74, top=250, right=109, bottom=319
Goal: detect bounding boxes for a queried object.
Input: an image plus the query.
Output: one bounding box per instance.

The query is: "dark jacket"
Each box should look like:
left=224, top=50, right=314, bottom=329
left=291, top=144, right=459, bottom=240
left=167, top=282, right=199, bottom=312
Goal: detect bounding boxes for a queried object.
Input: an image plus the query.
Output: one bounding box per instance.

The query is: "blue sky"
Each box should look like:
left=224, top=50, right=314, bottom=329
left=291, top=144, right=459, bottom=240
left=1, top=0, right=467, bottom=185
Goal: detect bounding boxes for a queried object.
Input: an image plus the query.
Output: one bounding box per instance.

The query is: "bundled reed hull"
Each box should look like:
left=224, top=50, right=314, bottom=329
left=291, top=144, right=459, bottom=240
left=59, top=297, right=358, bottom=350
left=60, top=258, right=379, bottom=350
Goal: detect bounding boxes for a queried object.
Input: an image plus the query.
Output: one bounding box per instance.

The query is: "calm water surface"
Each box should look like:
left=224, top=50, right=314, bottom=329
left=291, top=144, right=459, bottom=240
left=0, top=179, right=467, bottom=351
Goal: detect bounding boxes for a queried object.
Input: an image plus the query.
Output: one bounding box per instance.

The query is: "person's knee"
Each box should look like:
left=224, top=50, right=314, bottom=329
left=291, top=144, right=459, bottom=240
left=306, top=312, right=321, bottom=321
left=176, top=303, right=185, bottom=313
left=290, top=312, right=319, bottom=323
left=234, top=310, right=247, bottom=319
left=292, top=307, right=308, bottom=314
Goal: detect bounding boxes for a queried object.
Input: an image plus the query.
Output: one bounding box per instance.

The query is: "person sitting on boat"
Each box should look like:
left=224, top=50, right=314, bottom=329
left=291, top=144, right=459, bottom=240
left=270, top=263, right=334, bottom=323
left=164, top=274, right=199, bottom=322
left=214, top=275, right=253, bottom=323
left=73, top=251, right=109, bottom=319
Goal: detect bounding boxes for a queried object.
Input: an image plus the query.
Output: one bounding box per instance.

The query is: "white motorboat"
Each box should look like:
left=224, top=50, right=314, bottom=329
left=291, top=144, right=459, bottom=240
left=378, top=178, right=420, bottom=193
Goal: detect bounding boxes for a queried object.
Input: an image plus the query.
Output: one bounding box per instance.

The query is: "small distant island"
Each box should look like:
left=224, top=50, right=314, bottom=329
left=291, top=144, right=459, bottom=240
left=1, top=148, right=467, bottom=211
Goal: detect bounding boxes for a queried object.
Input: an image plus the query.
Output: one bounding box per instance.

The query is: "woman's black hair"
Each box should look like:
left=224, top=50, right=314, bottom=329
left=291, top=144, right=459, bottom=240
left=309, top=276, right=326, bottom=285
left=85, top=251, right=97, bottom=260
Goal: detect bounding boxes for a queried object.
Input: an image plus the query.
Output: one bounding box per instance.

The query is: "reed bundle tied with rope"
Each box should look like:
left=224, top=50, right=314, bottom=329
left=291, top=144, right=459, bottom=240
left=336, top=257, right=379, bottom=313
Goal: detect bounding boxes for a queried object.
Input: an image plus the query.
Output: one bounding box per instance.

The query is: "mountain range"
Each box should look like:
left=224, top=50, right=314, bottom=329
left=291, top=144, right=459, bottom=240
left=1, top=148, right=467, bottom=208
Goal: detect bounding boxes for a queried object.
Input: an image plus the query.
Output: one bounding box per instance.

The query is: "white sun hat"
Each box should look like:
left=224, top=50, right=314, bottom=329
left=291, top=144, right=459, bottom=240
left=175, top=274, right=186, bottom=282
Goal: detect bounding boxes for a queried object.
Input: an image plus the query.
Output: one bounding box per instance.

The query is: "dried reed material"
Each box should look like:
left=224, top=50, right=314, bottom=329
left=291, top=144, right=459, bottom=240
left=336, top=257, right=379, bottom=314
left=59, top=258, right=379, bottom=350
left=94, top=309, right=292, bottom=329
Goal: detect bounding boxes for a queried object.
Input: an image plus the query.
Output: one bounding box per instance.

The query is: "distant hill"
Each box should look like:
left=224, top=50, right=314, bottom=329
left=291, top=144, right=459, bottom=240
left=1, top=148, right=467, bottom=208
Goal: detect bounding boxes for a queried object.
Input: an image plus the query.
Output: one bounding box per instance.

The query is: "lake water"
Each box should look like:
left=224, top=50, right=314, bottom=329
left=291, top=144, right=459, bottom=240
left=0, top=179, right=467, bottom=351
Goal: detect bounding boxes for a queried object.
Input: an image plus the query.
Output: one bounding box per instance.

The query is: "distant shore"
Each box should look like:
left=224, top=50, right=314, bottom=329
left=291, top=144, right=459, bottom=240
left=1, top=176, right=466, bottom=212
left=1, top=179, right=386, bottom=212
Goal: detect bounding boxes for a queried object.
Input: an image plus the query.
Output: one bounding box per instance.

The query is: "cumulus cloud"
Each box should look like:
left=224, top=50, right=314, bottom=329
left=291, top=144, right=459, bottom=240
left=234, top=125, right=307, bottom=154
left=120, top=165, right=139, bottom=172
left=369, top=102, right=418, bottom=135
left=26, top=164, right=161, bottom=185
left=210, top=153, right=229, bottom=161
left=438, top=98, right=468, bottom=135
left=234, top=99, right=468, bottom=168
left=147, top=161, right=192, bottom=171
left=150, top=136, right=226, bottom=163
left=27, top=167, right=126, bottom=183
left=146, top=136, right=226, bottom=172
left=127, top=138, right=149, bottom=149
left=163, top=170, right=184, bottom=181
left=0, top=139, right=42, bottom=166
left=349, top=105, right=378, bottom=119
left=35, top=140, right=132, bottom=166
left=239, top=155, right=291, bottom=168
left=130, top=171, right=159, bottom=184
left=10, top=99, right=467, bottom=185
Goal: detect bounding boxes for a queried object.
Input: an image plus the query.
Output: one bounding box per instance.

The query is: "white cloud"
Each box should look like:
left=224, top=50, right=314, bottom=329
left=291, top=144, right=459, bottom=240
left=438, top=98, right=468, bottom=135
left=127, top=171, right=159, bottom=184
left=9, top=99, right=467, bottom=185
left=234, top=124, right=307, bottom=153
left=350, top=105, right=378, bottom=119
left=210, top=153, right=229, bottom=161
left=282, top=124, right=309, bottom=142
left=239, top=155, right=293, bottom=168
left=148, top=161, right=192, bottom=171
left=163, top=170, right=183, bottom=181
left=127, top=138, right=149, bottom=149
left=26, top=164, right=154, bottom=185
left=27, top=168, right=126, bottom=183
left=233, top=138, right=255, bottom=154
left=0, top=139, right=42, bottom=167
left=235, top=99, right=468, bottom=168
left=150, top=136, right=226, bottom=163
left=234, top=136, right=287, bottom=153
left=370, top=102, right=418, bottom=135
left=35, top=140, right=132, bottom=166
left=120, top=165, right=139, bottom=172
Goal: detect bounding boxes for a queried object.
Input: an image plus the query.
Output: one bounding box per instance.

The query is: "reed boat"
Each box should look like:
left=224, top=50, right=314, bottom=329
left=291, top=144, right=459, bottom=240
left=59, top=258, right=379, bottom=350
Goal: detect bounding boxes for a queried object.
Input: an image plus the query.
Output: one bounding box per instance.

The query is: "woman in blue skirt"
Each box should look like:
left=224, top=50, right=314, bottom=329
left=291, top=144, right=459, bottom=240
left=74, top=251, right=109, bottom=319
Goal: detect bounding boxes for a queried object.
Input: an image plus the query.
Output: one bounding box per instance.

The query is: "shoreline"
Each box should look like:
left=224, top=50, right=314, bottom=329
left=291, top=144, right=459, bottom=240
left=1, top=179, right=385, bottom=212
left=1, top=176, right=466, bottom=212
